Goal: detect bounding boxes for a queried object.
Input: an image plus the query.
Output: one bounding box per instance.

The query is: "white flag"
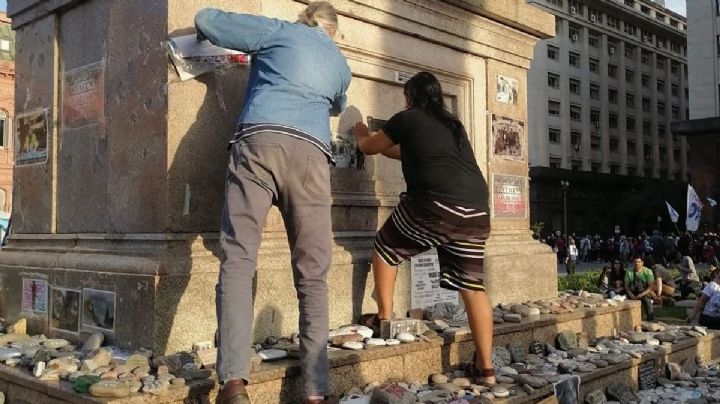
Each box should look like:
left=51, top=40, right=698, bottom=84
left=708, top=197, right=717, bottom=207
left=665, top=201, right=679, bottom=223
left=686, top=185, right=703, bottom=232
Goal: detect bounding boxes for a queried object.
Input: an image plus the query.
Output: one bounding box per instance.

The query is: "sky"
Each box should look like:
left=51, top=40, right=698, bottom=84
left=664, top=0, right=686, bottom=16
left=0, top=1, right=5, bottom=13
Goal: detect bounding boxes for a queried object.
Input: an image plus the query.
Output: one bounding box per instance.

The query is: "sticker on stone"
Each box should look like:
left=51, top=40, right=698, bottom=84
left=62, top=61, right=105, bottom=136
left=21, top=278, right=48, bottom=315
left=51, top=287, right=81, bottom=333
left=82, top=289, right=116, bottom=332
left=492, top=174, right=528, bottom=219
left=491, top=114, right=525, bottom=161
left=496, top=74, right=518, bottom=105
left=15, top=109, right=50, bottom=166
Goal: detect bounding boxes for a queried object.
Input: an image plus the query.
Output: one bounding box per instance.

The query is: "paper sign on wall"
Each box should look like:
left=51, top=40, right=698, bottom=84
left=22, top=278, right=48, bottom=314
left=410, top=251, right=457, bottom=309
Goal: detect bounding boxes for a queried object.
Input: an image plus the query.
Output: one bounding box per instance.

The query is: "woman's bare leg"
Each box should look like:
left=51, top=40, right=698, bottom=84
left=372, top=251, right=398, bottom=320
left=460, top=289, right=496, bottom=384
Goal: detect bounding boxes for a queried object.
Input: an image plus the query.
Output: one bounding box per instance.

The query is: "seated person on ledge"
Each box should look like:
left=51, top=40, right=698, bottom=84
left=625, top=255, right=661, bottom=321
left=686, top=270, right=720, bottom=329
left=645, top=256, right=676, bottom=305
left=604, top=259, right=626, bottom=298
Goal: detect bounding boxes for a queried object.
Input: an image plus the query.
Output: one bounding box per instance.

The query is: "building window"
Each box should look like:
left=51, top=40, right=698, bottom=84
left=609, top=88, right=618, bottom=104
left=548, top=45, right=559, bottom=60
left=624, top=44, right=635, bottom=57
left=610, top=138, right=619, bottom=152
left=549, top=127, right=561, bottom=143
left=571, top=131, right=582, bottom=147
left=570, top=104, right=582, bottom=121
left=641, top=52, right=650, bottom=65
left=589, top=58, right=599, bottom=73
left=0, top=111, right=7, bottom=148
left=659, top=146, right=667, bottom=161
left=548, top=72, right=560, bottom=88
left=609, top=113, right=618, bottom=128
left=591, top=135, right=601, bottom=150
left=556, top=18, right=562, bottom=35
left=642, top=97, right=651, bottom=112
left=569, top=0, right=583, bottom=15
left=588, top=35, right=599, bottom=48
left=548, top=0, right=563, bottom=7
left=549, top=157, right=562, bottom=168
left=607, top=16, right=618, bottom=29
left=610, top=164, right=619, bottom=174
left=591, top=110, right=600, bottom=126
left=657, top=101, right=665, bottom=114
left=569, top=52, right=580, bottom=67
left=625, top=69, right=634, bottom=83
left=624, top=0, right=634, bottom=7
left=642, top=120, right=651, bottom=136
left=656, top=56, right=665, bottom=69
left=549, top=100, right=561, bottom=116
left=591, top=163, right=601, bottom=172
left=608, top=64, right=617, bottom=78
left=569, top=78, right=581, bottom=94
left=627, top=141, right=636, bottom=155
left=590, top=84, right=600, bottom=99
left=571, top=160, right=582, bottom=171
left=569, top=28, right=580, bottom=43
left=626, top=93, right=635, bottom=107
left=673, top=149, right=680, bottom=161
left=658, top=124, right=666, bottom=137
left=657, top=79, right=665, bottom=92
left=672, top=105, right=680, bottom=119
left=644, top=144, right=652, bottom=161
left=626, top=117, right=635, bottom=131
left=671, top=63, right=679, bottom=75
left=642, top=74, right=650, bottom=88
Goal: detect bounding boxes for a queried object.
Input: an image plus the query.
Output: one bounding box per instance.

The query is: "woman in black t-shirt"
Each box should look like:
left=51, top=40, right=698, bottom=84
left=351, top=72, right=495, bottom=384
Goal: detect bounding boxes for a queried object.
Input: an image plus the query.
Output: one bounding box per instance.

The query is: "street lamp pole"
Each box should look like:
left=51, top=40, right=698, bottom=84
left=560, top=180, right=570, bottom=237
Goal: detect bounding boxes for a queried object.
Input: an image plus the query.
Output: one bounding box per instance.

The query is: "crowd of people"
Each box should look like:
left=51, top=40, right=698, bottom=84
left=540, top=229, right=720, bottom=330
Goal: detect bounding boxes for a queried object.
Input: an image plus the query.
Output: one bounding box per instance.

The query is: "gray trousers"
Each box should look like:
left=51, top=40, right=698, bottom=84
left=216, top=132, right=332, bottom=396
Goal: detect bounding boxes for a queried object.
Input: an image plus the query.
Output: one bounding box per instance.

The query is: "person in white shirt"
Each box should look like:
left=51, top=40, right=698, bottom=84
left=686, top=270, right=720, bottom=329
left=566, top=238, right=578, bottom=275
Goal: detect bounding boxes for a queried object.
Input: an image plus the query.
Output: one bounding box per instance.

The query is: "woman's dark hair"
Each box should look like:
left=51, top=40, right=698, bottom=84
left=404, top=72, right=467, bottom=149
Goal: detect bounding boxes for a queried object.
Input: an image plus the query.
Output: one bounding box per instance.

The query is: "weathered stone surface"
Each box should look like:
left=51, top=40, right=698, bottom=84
left=257, top=349, right=288, bottom=361
left=7, top=319, right=26, bottom=335
left=557, top=331, right=578, bottom=351
left=493, top=386, right=510, bottom=398
left=503, top=313, right=522, bottom=323
left=585, top=389, right=607, bottom=404
left=667, top=363, right=683, bottom=381
left=0, top=348, right=22, bottom=361
left=370, top=383, right=416, bottom=404
left=508, top=342, right=527, bottom=363
left=331, top=333, right=363, bottom=347
left=430, top=373, right=448, bottom=385
left=342, top=341, right=364, bottom=351
left=516, top=374, right=548, bottom=388
left=80, top=332, right=104, bottom=352
left=626, top=332, right=648, bottom=344
left=125, top=353, right=150, bottom=369
left=606, top=383, right=638, bottom=404
left=82, top=348, right=112, bottom=371
left=89, top=380, right=131, bottom=398
left=492, top=346, right=512, bottom=368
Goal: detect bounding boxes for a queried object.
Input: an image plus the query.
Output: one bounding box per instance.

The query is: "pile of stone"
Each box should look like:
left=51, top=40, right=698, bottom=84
left=584, top=359, right=720, bottom=404
left=336, top=322, right=710, bottom=404
left=0, top=319, right=215, bottom=399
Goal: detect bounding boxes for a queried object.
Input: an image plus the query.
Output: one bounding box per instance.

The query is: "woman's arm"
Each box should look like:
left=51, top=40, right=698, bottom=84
left=351, top=123, right=396, bottom=156
left=195, top=9, right=282, bottom=52
left=381, top=145, right=401, bottom=160
left=687, top=293, right=709, bottom=322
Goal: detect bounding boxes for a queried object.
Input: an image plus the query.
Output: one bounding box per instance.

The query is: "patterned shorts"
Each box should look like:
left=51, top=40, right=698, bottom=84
left=374, top=195, right=490, bottom=292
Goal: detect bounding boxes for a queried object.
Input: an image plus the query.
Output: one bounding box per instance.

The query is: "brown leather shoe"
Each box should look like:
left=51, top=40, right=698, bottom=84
left=216, top=379, right=250, bottom=404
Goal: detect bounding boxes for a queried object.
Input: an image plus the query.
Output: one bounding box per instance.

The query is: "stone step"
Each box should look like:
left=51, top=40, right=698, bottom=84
left=1, top=301, right=718, bottom=403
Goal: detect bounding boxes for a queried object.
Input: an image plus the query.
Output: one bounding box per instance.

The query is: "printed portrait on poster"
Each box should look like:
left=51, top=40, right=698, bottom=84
left=21, top=278, right=48, bottom=315
left=15, top=109, right=50, bottom=166
left=51, top=287, right=80, bottom=333
left=82, top=289, right=116, bottom=332
left=491, top=114, right=525, bottom=162
left=496, top=74, right=519, bottom=105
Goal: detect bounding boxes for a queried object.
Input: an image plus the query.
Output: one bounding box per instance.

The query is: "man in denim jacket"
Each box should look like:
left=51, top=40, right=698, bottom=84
left=195, top=3, right=351, bottom=403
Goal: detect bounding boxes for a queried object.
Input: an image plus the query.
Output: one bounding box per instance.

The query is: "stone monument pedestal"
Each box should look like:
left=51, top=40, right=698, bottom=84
left=1, top=0, right=555, bottom=354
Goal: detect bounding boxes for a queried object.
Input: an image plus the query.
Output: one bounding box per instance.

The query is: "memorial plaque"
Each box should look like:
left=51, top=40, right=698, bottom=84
left=410, top=251, right=458, bottom=310
left=492, top=174, right=528, bottom=219
left=21, top=278, right=48, bottom=315
left=491, top=114, right=525, bottom=161
left=63, top=61, right=105, bottom=135
left=530, top=340, right=545, bottom=356
left=638, top=359, right=657, bottom=390
left=15, top=109, right=50, bottom=166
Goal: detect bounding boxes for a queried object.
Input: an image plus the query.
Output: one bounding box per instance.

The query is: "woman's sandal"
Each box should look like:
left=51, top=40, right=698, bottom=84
left=359, top=313, right=382, bottom=338
left=464, top=352, right=496, bottom=386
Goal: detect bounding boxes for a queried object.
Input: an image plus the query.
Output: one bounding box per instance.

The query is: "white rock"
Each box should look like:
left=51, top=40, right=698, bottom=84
left=33, top=361, right=46, bottom=378
left=342, top=341, right=364, bottom=350
left=365, top=338, right=386, bottom=347
left=493, top=386, right=510, bottom=398
left=385, top=339, right=401, bottom=346
left=647, top=339, right=660, bottom=346
left=396, top=333, right=415, bottom=343
left=257, top=349, right=288, bottom=361
left=498, top=366, right=518, bottom=375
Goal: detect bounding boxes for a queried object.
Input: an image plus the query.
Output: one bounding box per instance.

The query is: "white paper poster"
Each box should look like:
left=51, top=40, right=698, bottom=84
left=22, top=278, right=48, bottom=314
left=410, top=252, right=457, bottom=309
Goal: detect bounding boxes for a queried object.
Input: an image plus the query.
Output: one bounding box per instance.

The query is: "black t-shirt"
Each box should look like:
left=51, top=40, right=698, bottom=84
left=382, top=108, right=489, bottom=209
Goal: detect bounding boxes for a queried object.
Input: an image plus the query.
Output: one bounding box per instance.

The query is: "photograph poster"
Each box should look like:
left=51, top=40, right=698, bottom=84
left=15, top=109, right=50, bottom=166
left=51, top=287, right=80, bottom=333
left=496, top=74, right=519, bottom=105
left=82, top=288, right=116, bottom=332
left=21, top=278, right=48, bottom=315
left=491, top=114, right=525, bottom=161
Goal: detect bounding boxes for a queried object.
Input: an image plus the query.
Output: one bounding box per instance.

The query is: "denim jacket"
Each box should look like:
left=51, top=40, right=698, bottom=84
left=195, top=8, right=352, bottom=157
